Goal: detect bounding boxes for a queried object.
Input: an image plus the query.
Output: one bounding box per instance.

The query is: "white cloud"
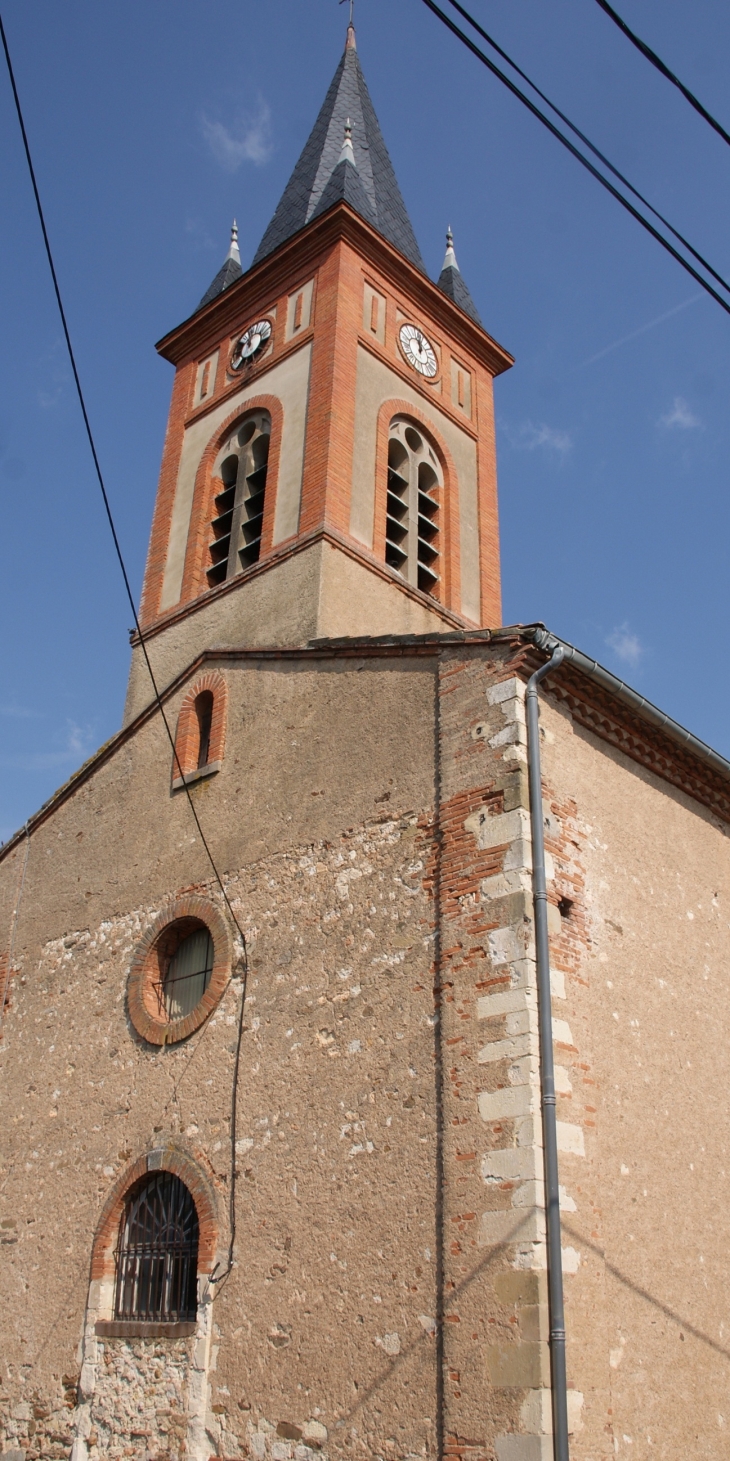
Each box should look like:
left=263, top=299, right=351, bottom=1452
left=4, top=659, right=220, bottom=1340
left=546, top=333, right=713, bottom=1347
left=606, top=623, right=643, bottom=671
left=0, top=719, right=93, bottom=773
left=201, top=101, right=272, bottom=171
left=0, top=703, right=40, bottom=719
left=506, top=421, right=572, bottom=455
left=659, top=396, right=701, bottom=430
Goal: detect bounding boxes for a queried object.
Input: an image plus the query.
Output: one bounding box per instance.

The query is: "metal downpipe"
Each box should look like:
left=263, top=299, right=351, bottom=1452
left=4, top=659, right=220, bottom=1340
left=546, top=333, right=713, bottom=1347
left=526, top=644, right=569, bottom=1461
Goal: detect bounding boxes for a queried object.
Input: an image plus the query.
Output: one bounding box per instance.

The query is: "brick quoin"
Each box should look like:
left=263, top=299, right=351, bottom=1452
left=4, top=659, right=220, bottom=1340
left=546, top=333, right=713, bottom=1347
left=91, top=1145, right=219, bottom=1281
left=173, top=669, right=229, bottom=779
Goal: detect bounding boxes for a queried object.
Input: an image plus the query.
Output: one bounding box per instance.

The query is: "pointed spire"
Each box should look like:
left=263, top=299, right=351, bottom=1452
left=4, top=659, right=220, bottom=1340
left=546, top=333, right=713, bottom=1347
left=198, top=221, right=244, bottom=310
left=252, top=36, right=424, bottom=271
left=436, top=226, right=482, bottom=325
left=227, top=219, right=241, bottom=265
left=442, top=226, right=457, bottom=272
left=339, top=118, right=356, bottom=166
left=342, top=0, right=356, bottom=47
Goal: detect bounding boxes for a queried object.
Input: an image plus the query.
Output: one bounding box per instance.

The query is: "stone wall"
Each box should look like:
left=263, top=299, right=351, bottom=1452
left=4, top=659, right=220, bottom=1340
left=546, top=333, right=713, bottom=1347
left=3, top=642, right=730, bottom=1461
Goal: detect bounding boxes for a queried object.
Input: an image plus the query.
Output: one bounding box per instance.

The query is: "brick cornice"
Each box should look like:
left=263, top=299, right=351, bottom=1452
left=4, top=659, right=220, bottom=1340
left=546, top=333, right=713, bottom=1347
left=156, top=203, right=514, bottom=380
left=133, top=524, right=474, bottom=644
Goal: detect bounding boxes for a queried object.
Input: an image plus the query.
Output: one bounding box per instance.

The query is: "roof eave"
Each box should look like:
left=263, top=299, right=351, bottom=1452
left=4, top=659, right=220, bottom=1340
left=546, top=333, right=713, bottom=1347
left=156, top=201, right=514, bottom=377
left=3, top=623, right=729, bottom=863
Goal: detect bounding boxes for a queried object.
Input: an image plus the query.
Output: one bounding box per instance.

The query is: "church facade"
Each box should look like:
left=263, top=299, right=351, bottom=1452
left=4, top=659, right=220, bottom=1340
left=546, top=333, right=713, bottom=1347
left=2, top=24, right=730, bottom=1461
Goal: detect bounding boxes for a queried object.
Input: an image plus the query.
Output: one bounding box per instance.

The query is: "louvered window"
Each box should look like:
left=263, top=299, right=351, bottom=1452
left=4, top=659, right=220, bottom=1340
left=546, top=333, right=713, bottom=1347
left=385, top=419, right=441, bottom=597
left=114, top=1172, right=199, bottom=1323
left=207, top=410, right=271, bottom=588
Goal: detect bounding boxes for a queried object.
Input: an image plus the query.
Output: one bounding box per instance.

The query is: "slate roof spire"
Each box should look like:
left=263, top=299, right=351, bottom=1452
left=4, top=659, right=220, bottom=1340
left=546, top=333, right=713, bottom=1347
left=252, top=25, right=424, bottom=271
left=198, top=219, right=243, bottom=309
left=436, top=227, right=482, bottom=324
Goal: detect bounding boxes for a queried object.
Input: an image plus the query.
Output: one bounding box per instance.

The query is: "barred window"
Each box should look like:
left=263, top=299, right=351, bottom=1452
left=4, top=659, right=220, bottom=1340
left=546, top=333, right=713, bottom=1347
left=207, top=410, right=271, bottom=587
left=385, top=418, right=441, bottom=597
left=114, top=1172, right=199, bottom=1323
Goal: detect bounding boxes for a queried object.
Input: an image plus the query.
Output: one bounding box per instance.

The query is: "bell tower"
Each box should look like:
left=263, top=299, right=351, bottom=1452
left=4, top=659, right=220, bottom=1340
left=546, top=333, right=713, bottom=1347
left=125, top=22, right=513, bottom=723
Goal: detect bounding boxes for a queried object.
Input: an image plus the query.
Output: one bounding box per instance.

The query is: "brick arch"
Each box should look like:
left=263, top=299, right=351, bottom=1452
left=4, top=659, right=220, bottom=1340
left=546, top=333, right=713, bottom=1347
left=173, top=669, right=228, bottom=781
left=127, top=892, right=232, bottom=1045
left=180, top=393, right=285, bottom=604
left=90, top=1143, right=219, bottom=1284
left=374, top=398, right=462, bottom=615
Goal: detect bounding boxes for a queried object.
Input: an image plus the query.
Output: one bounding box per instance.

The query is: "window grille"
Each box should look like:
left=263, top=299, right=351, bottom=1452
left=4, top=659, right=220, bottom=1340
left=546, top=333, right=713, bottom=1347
left=208, top=410, right=271, bottom=588
left=114, top=1172, right=199, bottom=1323
left=385, top=419, right=441, bottom=596
left=163, top=927, right=214, bottom=1020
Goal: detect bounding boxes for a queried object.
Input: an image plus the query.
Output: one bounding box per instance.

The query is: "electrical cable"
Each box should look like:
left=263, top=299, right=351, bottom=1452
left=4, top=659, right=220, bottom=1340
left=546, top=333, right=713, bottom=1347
left=418, top=0, right=730, bottom=318
left=443, top=0, right=730, bottom=299
left=0, top=11, right=246, bottom=1285
left=593, top=0, right=730, bottom=150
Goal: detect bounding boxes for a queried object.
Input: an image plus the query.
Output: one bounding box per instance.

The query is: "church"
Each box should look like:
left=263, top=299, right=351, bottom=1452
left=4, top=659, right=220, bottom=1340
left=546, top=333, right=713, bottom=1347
left=2, top=20, right=729, bottom=1461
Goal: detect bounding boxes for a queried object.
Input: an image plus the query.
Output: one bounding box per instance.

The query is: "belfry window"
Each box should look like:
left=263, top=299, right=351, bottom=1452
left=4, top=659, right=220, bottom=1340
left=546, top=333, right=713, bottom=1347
left=207, top=410, right=271, bottom=588
left=385, top=418, right=441, bottom=597
left=114, top=1172, right=199, bottom=1323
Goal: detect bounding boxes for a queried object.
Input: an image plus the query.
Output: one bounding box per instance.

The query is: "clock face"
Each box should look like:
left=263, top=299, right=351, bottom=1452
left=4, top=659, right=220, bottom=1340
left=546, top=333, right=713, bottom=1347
left=399, top=323, right=438, bottom=379
left=231, top=319, right=272, bottom=370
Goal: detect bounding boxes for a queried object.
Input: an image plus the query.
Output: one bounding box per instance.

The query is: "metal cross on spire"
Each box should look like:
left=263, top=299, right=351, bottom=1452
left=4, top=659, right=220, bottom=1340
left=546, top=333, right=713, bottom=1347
left=339, top=0, right=354, bottom=27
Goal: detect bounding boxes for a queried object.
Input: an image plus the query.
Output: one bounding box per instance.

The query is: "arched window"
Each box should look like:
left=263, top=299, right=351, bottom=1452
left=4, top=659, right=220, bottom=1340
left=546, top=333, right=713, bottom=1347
left=207, top=410, right=271, bottom=587
left=194, top=690, right=214, bottom=769
left=385, top=418, right=441, bottom=597
left=114, top=1172, right=199, bottom=1323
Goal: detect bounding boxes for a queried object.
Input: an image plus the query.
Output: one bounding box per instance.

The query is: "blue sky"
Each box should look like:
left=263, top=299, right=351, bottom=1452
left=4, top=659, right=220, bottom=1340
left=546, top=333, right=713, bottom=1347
left=1, top=0, right=729, bottom=841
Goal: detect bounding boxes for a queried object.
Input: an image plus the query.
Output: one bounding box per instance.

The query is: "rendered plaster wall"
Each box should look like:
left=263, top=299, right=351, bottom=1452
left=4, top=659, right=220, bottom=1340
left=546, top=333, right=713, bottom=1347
left=0, top=656, right=440, bottom=1459
left=537, top=690, right=730, bottom=1461
left=0, top=811, right=439, bottom=1461
left=124, top=543, right=452, bottom=727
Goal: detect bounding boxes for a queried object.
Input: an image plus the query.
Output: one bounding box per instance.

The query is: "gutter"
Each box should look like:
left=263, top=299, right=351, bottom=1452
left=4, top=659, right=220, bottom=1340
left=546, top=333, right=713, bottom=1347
left=525, top=645, right=570, bottom=1461
left=525, top=625, right=730, bottom=784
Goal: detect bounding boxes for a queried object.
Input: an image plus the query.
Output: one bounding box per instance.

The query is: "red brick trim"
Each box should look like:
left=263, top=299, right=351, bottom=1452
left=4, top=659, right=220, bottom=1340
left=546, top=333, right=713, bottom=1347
left=179, top=394, right=285, bottom=606
left=373, top=399, right=462, bottom=615
left=173, top=671, right=228, bottom=782
left=139, top=360, right=197, bottom=626
left=127, top=893, right=232, bottom=1046
left=90, top=1143, right=219, bottom=1282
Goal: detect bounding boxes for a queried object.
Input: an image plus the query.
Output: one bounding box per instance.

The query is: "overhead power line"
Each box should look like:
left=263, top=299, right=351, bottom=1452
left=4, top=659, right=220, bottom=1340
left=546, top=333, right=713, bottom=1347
left=418, top=0, right=730, bottom=319
left=0, top=11, right=247, bottom=1286
left=593, top=0, right=730, bottom=150
left=443, top=0, right=730, bottom=300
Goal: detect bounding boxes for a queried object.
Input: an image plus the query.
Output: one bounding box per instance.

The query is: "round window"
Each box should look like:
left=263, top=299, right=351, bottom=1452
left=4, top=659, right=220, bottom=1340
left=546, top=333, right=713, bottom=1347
left=127, top=897, right=231, bottom=1045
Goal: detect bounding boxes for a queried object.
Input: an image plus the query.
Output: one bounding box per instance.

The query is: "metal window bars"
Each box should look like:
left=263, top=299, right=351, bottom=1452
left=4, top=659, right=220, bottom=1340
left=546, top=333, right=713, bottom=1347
left=114, top=1172, right=199, bottom=1322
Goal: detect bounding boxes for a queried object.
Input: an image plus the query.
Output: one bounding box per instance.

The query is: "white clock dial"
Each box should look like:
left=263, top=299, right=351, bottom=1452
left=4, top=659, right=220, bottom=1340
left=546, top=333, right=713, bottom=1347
left=231, top=319, right=272, bottom=370
left=399, top=323, right=438, bottom=379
